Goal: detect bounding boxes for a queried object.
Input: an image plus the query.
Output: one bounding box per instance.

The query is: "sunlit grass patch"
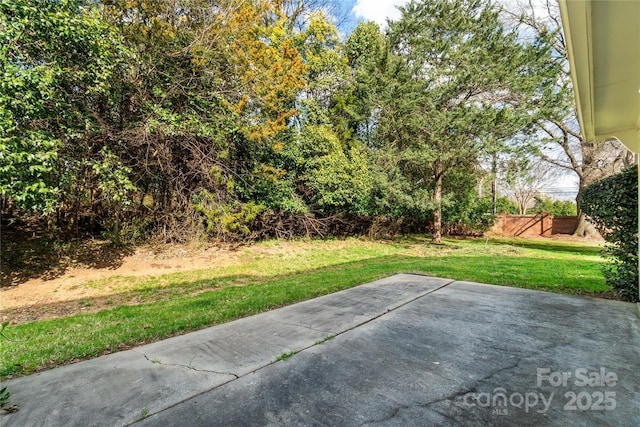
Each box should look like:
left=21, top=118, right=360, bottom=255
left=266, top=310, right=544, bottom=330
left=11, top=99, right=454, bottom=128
left=1, top=236, right=607, bottom=379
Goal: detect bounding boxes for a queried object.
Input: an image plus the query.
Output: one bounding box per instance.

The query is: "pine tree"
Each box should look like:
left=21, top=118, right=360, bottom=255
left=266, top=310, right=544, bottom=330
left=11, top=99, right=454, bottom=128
left=375, top=0, right=559, bottom=242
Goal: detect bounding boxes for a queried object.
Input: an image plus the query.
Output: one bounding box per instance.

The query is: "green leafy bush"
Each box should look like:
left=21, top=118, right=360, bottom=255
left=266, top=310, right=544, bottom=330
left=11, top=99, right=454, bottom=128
left=91, top=147, right=137, bottom=244
left=581, top=165, right=638, bottom=302
left=192, top=189, right=264, bottom=240
left=443, top=195, right=496, bottom=235
left=0, top=0, right=123, bottom=215
left=531, top=196, right=577, bottom=216
left=495, top=196, right=520, bottom=215
left=302, top=126, right=373, bottom=214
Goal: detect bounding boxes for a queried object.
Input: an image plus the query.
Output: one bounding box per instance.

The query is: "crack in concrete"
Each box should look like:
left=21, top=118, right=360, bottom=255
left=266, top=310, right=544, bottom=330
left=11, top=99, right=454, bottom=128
left=358, top=385, right=478, bottom=426
left=361, top=404, right=409, bottom=426
left=131, top=277, right=457, bottom=426
left=142, top=354, right=239, bottom=379
left=360, top=338, right=575, bottom=425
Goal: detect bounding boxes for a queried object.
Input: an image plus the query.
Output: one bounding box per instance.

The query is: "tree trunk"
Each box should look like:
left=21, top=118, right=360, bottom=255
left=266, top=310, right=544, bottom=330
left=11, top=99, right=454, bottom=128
left=491, top=153, right=497, bottom=214
left=572, top=212, right=599, bottom=237
left=573, top=186, right=599, bottom=237
left=432, top=159, right=443, bottom=244
left=518, top=202, right=527, bottom=215
left=572, top=141, right=634, bottom=237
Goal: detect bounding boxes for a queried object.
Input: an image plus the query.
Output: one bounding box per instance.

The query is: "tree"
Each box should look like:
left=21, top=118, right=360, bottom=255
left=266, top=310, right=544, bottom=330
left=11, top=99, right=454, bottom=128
left=343, top=21, right=386, bottom=146
left=495, top=196, right=519, bottom=215
left=100, top=0, right=307, bottom=240
left=501, top=157, right=554, bottom=215
left=374, top=0, right=560, bottom=243
left=286, top=13, right=374, bottom=216
left=0, top=0, right=123, bottom=216
left=296, top=11, right=348, bottom=109
left=502, top=0, right=637, bottom=237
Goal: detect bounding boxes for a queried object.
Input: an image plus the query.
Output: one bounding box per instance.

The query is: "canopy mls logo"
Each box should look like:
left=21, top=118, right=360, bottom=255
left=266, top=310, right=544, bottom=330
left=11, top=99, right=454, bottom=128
left=461, top=388, right=554, bottom=415
left=460, top=367, right=618, bottom=416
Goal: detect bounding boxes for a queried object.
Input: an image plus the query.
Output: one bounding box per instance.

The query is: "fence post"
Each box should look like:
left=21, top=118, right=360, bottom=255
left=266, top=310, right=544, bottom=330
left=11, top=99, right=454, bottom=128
left=542, top=212, right=552, bottom=236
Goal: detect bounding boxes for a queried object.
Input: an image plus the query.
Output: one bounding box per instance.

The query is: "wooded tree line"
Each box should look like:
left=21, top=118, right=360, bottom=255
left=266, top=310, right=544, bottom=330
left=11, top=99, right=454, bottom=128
left=0, top=0, right=633, bottom=244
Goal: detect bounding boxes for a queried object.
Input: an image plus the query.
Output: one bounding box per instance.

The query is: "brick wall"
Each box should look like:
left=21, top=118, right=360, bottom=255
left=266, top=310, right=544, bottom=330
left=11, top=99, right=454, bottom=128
left=551, top=216, right=580, bottom=234
left=489, top=213, right=580, bottom=237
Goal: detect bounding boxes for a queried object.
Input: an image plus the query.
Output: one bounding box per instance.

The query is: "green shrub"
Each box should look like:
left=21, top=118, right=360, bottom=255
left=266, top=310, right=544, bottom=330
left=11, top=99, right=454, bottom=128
left=303, top=126, right=373, bottom=214
left=531, top=196, right=577, bottom=216
left=581, top=165, right=638, bottom=302
left=495, top=196, right=520, bottom=215
left=443, top=195, right=496, bottom=235
left=192, top=188, right=264, bottom=240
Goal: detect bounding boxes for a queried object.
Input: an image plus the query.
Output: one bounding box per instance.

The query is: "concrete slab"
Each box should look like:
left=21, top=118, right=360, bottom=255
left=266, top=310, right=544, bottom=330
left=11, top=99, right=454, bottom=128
left=1, top=275, right=638, bottom=426
left=137, top=280, right=640, bottom=426
left=0, top=274, right=450, bottom=427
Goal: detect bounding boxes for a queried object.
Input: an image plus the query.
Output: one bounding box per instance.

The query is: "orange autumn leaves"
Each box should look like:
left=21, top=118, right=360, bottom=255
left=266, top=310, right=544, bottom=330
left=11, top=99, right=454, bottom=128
left=225, top=1, right=306, bottom=145
left=105, top=0, right=306, bottom=147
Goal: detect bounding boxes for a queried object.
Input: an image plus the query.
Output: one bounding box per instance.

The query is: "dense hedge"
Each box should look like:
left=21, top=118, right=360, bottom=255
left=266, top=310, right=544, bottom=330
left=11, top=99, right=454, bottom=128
left=581, top=165, right=638, bottom=302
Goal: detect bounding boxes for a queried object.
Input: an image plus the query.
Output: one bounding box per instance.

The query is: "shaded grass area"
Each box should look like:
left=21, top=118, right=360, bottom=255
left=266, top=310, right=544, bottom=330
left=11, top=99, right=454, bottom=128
left=0, top=236, right=607, bottom=379
left=0, top=227, right=134, bottom=287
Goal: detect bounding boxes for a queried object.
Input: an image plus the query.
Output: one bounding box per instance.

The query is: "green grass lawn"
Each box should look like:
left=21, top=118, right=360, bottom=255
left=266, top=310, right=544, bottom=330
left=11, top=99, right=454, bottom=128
left=0, top=236, right=608, bottom=379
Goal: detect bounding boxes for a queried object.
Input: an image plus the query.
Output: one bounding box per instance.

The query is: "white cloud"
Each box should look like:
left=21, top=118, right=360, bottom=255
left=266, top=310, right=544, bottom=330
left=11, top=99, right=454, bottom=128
left=351, top=0, right=553, bottom=27
left=352, top=0, right=410, bottom=27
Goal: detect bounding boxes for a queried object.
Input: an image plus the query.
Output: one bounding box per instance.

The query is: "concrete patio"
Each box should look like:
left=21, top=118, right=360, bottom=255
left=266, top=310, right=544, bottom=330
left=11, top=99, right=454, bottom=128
left=1, top=274, right=638, bottom=426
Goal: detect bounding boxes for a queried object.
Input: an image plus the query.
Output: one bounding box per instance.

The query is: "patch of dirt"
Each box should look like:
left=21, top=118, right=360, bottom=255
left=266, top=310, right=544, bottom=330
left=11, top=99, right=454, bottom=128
left=1, top=243, right=244, bottom=324
left=0, top=233, right=613, bottom=325
left=486, top=232, right=605, bottom=243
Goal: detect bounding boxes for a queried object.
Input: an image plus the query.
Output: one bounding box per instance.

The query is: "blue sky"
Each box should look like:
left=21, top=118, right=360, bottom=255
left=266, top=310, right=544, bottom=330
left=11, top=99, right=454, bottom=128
left=341, top=0, right=408, bottom=25
left=348, top=0, right=408, bottom=25
left=339, top=0, right=548, bottom=35
left=337, top=0, right=409, bottom=35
